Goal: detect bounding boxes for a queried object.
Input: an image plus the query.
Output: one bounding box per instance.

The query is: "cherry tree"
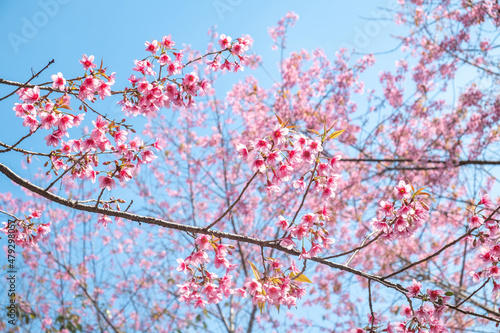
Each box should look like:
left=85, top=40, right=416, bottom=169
left=1, top=2, right=500, bottom=332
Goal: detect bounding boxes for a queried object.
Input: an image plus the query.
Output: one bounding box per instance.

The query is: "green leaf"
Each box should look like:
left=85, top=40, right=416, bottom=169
left=445, top=291, right=454, bottom=296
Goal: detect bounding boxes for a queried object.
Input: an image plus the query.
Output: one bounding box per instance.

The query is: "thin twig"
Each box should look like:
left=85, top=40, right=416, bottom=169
left=456, top=278, right=491, bottom=308
left=0, top=59, right=54, bottom=101
left=204, top=171, right=258, bottom=230
left=0, top=210, right=20, bottom=221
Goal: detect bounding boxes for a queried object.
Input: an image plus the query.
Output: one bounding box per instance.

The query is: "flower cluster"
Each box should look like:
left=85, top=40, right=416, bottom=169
left=176, top=235, right=312, bottom=310
left=12, top=58, right=160, bottom=194
left=14, top=87, right=85, bottom=137
left=268, top=11, right=299, bottom=50
left=397, top=280, right=452, bottom=332
left=176, top=234, right=237, bottom=308
left=276, top=210, right=336, bottom=258
left=0, top=209, right=50, bottom=247
left=237, top=124, right=343, bottom=198
left=467, top=194, right=500, bottom=287
left=371, top=181, right=430, bottom=240
left=120, top=34, right=251, bottom=115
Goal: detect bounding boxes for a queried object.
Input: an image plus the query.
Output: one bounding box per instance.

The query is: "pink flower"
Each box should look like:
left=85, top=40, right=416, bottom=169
left=193, top=297, right=208, bottom=309
left=145, top=40, right=159, bottom=54
left=218, top=34, right=232, bottom=49
left=166, top=61, right=181, bottom=76
left=56, top=114, right=74, bottom=131
left=406, top=279, right=422, bottom=298
left=36, top=223, right=51, bottom=237
left=236, top=143, right=249, bottom=160
left=118, top=168, right=133, bottom=182
left=161, top=35, right=175, bottom=48
left=192, top=250, right=210, bottom=265
left=266, top=285, right=281, bottom=299
left=298, top=247, right=311, bottom=260
left=23, top=86, right=40, bottom=104
left=278, top=163, right=293, bottom=182
left=272, top=125, right=289, bottom=145
left=176, top=258, right=188, bottom=273
left=251, top=138, right=271, bottom=152
left=141, top=150, right=157, bottom=163
left=251, top=159, right=266, bottom=173
left=488, top=265, right=500, bottom=277
left=265, top=180, right=280, bottom=195
left=275, top=215, right=288, bottom=229
left=266, top=150, right=282, bottom=165
left=23, top=115, right=39, bottom=132
left=98, top=175, right=116, bottom=191
left=158, top=53, right=171, bottom=66
left=302, top=213, right=317, bottom=227
left=80, top=54, right=97, bottom=70
left=291, top=223, right=309, bottom=240
left=400, top=304, right=413, bottom=318
left=308, top=139, right=323, bottom=154
left=29, top=209, right=42, bottom=218
left=371, top=218, right=390, bottom=233
left=245, top=279, right=262, bottom=296
left=394, top=180, right=412, bottom=200
left=469, top=215, right=483, bottom=228
left=379, top=200, right=394, bottom=216
left=292, top=178, right=306, bottom=191
left=220, top=60, right=233, bottom=71
left=207, top=58, right=220, bottom=71
left=195, top=234, right=211, bottom=250
left=214, top=255, right=230, bottom=269
left=97, top=81, right=112, bottom=100
left=479, top=193, right=493, bottom=208
left=469, top=271, right=481, bottom=283
left=329, top=155, right=342, bottom=169
left=427, top=289, right=443, bottom=302
left=45, top=132, right=62, bottom=147
left=51, top=72, right=66, bottom=90
left=280, top=237, right=296, bottom=250
left=98, top=215, right=112, bottom=227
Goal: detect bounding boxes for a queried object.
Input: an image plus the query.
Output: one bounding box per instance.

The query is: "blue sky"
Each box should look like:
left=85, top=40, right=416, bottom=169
left=0, top=0, right=401, bottom=194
